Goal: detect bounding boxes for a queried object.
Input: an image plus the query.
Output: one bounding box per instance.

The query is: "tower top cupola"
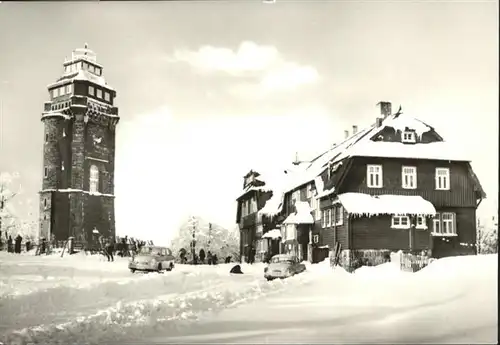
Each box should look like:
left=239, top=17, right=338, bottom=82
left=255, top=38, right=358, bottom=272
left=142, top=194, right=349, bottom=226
left=47, top=43, right=114, bottom=92
left=60, top=43, right=105, bottom=79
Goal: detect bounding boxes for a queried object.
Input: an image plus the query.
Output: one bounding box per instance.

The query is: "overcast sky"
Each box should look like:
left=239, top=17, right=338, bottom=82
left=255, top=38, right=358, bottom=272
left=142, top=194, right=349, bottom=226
left=0, top=1, right=498, bottom=244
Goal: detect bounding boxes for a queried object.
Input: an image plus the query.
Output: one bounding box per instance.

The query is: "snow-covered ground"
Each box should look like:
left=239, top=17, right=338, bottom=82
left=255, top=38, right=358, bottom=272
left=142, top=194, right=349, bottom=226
left=0, top=252, right=497, bottom=344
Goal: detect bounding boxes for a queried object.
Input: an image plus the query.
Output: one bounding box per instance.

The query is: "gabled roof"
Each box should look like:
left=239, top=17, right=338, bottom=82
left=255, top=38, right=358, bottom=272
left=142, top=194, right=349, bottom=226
left=255, top=108, right=475, bottom=215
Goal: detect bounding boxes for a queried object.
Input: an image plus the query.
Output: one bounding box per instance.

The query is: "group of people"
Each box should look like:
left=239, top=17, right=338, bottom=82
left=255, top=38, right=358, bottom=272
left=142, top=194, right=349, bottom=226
left=178, top=248, right=233, bottom=265
left=97, top=235, right=153, bottom=262
left=2, top=234, right=32, bottom=254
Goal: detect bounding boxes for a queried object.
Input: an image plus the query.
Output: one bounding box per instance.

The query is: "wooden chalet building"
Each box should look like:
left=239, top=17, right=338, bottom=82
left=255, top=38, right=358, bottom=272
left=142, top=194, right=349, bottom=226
left=237, top=101, right=486, bottom=270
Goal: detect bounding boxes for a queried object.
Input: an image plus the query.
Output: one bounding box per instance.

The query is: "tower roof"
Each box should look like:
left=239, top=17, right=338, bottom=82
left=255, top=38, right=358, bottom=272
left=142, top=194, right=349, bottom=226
left=64, top=43, right=102, bottom=68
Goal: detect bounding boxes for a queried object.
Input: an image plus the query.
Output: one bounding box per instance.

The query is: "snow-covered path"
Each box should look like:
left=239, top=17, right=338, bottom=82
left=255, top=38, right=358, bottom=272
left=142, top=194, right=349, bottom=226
left=143, top=254, right=498, bottom=344
left=0, top=253, right=497, bottom=344
left=0, top=252, right=312, bottom=344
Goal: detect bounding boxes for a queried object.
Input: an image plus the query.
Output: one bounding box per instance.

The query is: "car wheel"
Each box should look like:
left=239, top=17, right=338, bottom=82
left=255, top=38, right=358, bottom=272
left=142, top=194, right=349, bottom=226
left=157, top=263, right=163, bottom=273
left=130, top=268, right=136, bottom=273
left=266, top=277, right=274, bottom=281
left=166, top=262, right=174, bottom=271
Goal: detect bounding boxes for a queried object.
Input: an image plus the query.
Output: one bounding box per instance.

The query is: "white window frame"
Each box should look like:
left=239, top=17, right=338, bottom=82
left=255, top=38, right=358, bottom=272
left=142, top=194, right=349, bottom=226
left=104, top=92, right=110, bottom=102
left=391, top=215, right=410, bottom=229
left=402, top=131, right=416, bottom=143
left=88, top=86, right=95, bottom=96
left=66, top=84, right=72, bottom=94
left=326, top=209, right=332, bottom=227
left=96, top=89, right=103, bottom=99
left=435, top=168, right=450, bottom=190
left=313, top=234, right=319, bottom=244
left=89, top=165, right=99, bottom=193
left=286, top=224, right=296, bottom=240
left=321, top=210, right=326, bottom=228
left=333, top=205, right=344, bottom=226
left=432, top=213, right=441, bottom=234
left=59, top=86, right=66, bottom=96
left=416, top=215, right=427, bottom=230
left=44, top=167, right=48, bottom=178
left=367, top=164, right=383, bottom=188
left=53, top=88, right=59, bottom=98
left=402, top=166, right=417, bottom=189
left=306, top=184, right=313, bottom=199
left=442, top=212, right=456, bottom=235
left=431, top=212, right=457, bottom=236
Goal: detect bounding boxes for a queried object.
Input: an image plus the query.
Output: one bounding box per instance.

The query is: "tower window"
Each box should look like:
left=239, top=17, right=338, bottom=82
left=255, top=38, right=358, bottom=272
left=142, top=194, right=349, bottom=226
left=59, top=86, right=66, bottom=96
left=43, top=214, right=47, bottom=221
left=96, top=89, right=102, bottom=99
left=89, top=64, right=95, bottom=73
left=62, top=128, right=66, bottom=137
left=45, top=133, right=49, bottom=143
left=96, top=68, right=102, bottom=76
left=44, top=167, right=48, bottom=178
left=88, top=86, right=95, bottom=96
left=61, top=160, right=65, bottom=171
left=104, top=92, right=110, bottom=102
left=89, top=165, right=99, bottom=193
left=44, top=199, right=47, bottom=207
left=53, top=88, right=59, bottom=98
left=66, top=84, right=72, bottom=94
left=83, top=62, right=89, bottom=70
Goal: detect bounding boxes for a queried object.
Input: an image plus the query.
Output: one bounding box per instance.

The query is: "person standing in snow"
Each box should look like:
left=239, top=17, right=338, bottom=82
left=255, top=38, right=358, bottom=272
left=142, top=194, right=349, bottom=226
left=199, top=249, right=206, bottom=264
left=105, top=237, right=114, bottom=262
left=14, top=234, right=22, bottom=254
left=206, top=251, right=213, bottom=265
left=7, top=235, right=13, bottom=253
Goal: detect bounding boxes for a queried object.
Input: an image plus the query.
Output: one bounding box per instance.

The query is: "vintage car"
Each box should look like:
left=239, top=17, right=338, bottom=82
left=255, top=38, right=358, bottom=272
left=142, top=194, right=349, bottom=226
left=264, top=254, right=306, bottom=280
left=128, top=246, right=175, bottom=273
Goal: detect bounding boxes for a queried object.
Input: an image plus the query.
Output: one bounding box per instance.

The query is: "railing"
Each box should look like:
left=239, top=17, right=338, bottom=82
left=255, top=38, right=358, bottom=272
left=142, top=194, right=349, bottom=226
left=400, top=252, right=432, bottom=273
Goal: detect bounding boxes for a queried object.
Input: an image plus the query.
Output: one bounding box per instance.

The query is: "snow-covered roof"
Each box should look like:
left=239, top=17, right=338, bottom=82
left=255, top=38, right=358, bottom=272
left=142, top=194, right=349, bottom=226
left=47, top=69, right=114, bottom=91
left=283, top=201, right=314, bottom=224
left=336, top=193, right=436, bottom=216
left=41, top=111, right=72, bottom=120
left=262, top=229, right=282, bottom=239
left=277, top=111, right=470, bottom=198
left=340, top=140, right=471, bottom=162
left=236, top=185, right=270, bottom=200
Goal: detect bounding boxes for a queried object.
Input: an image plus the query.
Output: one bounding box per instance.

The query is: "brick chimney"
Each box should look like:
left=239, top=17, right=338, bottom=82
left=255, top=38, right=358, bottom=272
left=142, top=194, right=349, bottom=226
left=352, top=125, right=358, bottom=135
left=377, top=101, right=392, bottom=118
left=344, top=130, right=349, bottom=139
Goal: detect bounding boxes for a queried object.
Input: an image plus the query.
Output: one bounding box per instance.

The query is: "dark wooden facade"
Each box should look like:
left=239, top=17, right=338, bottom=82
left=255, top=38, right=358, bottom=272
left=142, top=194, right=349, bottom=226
left=318, top=155, right=483, bottom=259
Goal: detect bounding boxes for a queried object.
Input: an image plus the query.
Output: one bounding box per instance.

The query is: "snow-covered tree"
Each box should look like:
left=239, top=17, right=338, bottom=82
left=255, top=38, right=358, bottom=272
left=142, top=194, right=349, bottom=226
left=0, top=172, right=22, bottom=242
left=169, top=216, right=240, bottom=261
left=477, top=220, right=498, bottom=254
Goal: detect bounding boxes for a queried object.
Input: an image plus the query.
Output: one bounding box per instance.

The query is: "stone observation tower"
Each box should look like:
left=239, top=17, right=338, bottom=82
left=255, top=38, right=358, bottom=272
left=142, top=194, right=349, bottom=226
left=39, top=44, right=119, bottom=246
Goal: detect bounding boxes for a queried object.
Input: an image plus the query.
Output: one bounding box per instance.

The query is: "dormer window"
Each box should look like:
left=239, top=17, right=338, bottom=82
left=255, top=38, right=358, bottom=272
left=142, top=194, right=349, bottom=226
left=402, top=131, right=416, bottom=143
left=96, top=89, right=102, bottom=99
left=88, top=86, right=95, bottom=96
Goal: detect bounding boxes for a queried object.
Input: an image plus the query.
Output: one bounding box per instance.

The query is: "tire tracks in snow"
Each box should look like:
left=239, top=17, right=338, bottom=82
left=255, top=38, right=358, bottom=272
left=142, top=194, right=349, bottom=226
left=1, top=272, right=314, bottom=345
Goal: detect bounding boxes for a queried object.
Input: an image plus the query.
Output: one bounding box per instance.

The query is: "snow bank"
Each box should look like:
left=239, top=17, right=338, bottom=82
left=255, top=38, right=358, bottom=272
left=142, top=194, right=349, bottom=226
left=1, top=264, right=315, bottom=345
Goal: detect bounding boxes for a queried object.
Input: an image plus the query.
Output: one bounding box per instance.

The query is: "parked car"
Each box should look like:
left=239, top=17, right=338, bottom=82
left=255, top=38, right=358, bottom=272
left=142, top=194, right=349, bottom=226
left=264, top=254, right=306, bottom=281
left=128, top=246, right=175, bottom=273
